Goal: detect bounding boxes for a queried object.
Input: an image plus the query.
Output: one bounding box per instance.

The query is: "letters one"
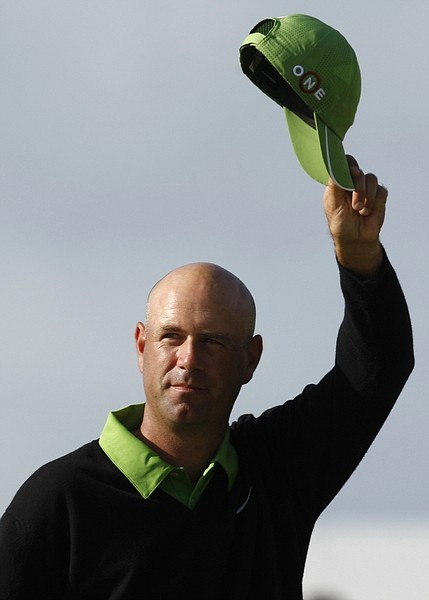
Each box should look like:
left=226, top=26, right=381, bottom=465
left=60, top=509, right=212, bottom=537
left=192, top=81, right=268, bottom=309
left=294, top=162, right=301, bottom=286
left=292, top=65, right=326, bottom=101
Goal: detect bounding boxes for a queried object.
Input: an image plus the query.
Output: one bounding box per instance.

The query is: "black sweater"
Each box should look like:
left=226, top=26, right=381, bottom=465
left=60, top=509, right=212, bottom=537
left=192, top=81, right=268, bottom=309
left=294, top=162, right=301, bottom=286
left=0, top=256, right=414, bottom=600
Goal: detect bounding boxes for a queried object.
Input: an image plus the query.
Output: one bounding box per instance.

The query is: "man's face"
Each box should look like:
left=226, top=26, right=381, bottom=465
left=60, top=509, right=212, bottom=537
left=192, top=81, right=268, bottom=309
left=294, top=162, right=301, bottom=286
left=135, top=264, right=262, bottom=435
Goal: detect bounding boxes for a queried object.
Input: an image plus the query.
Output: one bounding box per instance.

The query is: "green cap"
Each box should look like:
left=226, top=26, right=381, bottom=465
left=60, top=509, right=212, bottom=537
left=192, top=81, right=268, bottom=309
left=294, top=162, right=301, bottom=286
left=239, top=14, right=361, bottom=190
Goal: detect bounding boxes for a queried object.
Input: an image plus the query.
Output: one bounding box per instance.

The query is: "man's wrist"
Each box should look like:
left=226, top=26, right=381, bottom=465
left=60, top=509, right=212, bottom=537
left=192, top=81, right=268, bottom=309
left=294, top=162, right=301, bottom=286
left=334, top=240, right=383, bottom=280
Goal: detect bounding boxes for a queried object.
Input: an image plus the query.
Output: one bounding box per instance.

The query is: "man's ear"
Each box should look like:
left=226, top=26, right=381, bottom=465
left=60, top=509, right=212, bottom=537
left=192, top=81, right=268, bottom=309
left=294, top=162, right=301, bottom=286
left=242, top=334, right=263, bottom=385
left=134, top=322, right=146, bottom=373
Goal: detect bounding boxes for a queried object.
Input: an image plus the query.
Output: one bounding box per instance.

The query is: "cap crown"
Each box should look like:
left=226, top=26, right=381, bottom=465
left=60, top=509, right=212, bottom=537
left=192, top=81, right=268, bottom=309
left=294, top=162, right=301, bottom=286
left=241, top=15, right=361, bottom=139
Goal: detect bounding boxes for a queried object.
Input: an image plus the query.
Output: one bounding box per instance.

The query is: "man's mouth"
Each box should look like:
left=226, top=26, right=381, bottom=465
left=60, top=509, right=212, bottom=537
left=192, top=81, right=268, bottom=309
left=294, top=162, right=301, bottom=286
left=170, top=383, right=206, bottom=393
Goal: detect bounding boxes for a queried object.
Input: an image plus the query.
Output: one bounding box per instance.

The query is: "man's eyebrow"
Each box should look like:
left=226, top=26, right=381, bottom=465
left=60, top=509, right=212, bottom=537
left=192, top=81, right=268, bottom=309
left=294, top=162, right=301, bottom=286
left=159, top=324, right=181, bottom=332
left=153, top=324, right=183, bottom=336
left=202, top=331, right=232, bottom=342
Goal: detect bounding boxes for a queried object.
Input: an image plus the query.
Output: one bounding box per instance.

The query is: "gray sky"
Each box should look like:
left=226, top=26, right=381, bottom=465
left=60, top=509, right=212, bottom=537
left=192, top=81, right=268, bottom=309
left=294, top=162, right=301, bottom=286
left=1, top=1, right=428, bottom=595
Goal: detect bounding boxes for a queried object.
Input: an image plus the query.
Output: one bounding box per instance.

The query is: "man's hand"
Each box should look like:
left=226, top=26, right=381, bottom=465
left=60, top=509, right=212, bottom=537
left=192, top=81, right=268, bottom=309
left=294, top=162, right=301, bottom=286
left=323, top=156, right=388, bottom=279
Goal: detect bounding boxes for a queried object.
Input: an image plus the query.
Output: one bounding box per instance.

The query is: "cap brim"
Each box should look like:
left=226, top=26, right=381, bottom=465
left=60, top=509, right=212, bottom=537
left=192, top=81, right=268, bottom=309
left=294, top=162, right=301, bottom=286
left=284, top=109, right=354, bottom=191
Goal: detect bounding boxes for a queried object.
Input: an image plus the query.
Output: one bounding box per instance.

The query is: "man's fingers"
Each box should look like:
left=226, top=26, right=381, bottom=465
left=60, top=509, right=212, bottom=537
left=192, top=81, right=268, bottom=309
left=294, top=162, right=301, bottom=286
left=352, top=172, right=376, bottom=215
left=378, top=183, right=389, bottom=198
left=346, top=154, right=360, bottom=175
left=347, top=158, right=388, bottom=216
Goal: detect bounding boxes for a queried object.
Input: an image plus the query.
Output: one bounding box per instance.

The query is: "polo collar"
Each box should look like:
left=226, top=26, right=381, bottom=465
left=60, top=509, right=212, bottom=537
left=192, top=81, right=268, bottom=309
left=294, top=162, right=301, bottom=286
left=99, top=404, right=237, bottom=499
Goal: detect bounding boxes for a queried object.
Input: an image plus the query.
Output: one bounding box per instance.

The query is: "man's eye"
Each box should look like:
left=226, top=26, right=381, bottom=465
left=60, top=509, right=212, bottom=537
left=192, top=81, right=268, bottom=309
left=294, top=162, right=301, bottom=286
left=203, top=337, right=223, bottom=346
left=162, top=333, right=181, bottom=341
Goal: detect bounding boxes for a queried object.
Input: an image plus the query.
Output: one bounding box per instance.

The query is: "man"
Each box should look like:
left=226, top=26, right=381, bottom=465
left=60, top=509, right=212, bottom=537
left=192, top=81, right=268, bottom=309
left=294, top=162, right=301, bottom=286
left=0, top=158, right=414, bottom=599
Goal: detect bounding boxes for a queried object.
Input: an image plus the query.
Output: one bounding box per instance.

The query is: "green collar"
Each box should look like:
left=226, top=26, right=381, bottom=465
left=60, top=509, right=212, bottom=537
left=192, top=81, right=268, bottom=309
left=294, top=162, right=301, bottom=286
left=99, top=404, right=238, bottom=506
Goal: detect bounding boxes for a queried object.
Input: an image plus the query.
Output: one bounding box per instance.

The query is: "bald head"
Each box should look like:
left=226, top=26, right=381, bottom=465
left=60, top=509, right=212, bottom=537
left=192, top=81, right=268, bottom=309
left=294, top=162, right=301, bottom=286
left=146, top=263, right=256, bottom=342
left=135, top=262, right=263, bottom=442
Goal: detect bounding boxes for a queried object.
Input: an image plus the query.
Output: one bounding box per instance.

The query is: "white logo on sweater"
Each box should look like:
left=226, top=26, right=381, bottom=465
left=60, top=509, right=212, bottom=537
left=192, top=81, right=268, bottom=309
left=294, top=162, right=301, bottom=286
left=235, top=486, right=253, bottom=514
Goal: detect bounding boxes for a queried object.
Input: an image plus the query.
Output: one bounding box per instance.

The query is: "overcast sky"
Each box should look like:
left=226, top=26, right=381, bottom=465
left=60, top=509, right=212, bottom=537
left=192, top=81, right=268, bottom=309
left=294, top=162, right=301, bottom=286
left=1, top=1, right=428, bottom=597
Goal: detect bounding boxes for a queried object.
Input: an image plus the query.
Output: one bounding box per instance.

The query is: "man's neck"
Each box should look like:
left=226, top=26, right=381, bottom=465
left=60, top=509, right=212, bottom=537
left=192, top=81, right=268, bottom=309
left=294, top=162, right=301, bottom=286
left=133, top=422, right=225, bottom=485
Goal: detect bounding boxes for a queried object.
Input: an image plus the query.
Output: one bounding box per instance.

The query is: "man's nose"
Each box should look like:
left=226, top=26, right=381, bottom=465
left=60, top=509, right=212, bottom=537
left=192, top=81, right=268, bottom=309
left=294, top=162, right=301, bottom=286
left=176, top=337, right=203, bottom=371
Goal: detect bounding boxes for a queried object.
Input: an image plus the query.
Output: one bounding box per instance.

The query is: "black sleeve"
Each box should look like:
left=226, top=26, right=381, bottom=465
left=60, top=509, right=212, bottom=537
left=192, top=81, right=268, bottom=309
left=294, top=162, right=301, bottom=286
left=233, top=250, right=414, bottom=517
left=0, top=509, right=68, bottom=600
left=307, top=250, right=415, bottom=512
left=0, top=499, right=69, bottom=600
left=0, top=448, right=89, bottom=599
left=336, top=248, right=414, bottom=403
